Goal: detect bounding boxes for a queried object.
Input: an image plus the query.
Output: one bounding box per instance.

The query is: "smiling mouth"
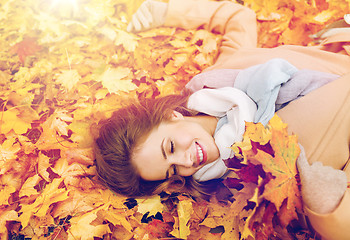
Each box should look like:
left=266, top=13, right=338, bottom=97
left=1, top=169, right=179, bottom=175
left=195, top=142, right=207, bottom=166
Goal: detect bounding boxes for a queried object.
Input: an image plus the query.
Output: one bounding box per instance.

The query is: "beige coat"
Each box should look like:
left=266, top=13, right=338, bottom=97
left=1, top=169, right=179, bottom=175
left=164, top=0, right=350, bottom=239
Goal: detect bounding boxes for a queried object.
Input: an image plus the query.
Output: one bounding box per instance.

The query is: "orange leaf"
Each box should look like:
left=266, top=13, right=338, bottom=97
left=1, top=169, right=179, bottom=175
left=11, top=37, right=41, bottom=64
left=247, top=116, right=302, bottom=212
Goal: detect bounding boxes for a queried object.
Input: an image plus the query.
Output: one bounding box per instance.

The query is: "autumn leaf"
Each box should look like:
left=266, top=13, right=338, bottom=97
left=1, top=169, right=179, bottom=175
left=19, top=174, right=41, bottom=198
left=0, top=109, right=32, bottom=135
left=145, top=219, right=173, bottom=238
left=251, top=130, right=301, bottom=211
left=0, top=184, right=16, bottom=206
left=18, top=178, right=69, bottom=228
left=136, top=195, right=164, bottom=216
left=95, top=67, right=137, bottom=94
left=0, top=136, right=21, bottom=168
left=11, top=37, right=41, bottom=64
left=55, top=69, right=81, bottom=91
left=115, top=29, right=139, bottom=52
left=171, top=197, right=193, bottom=239
left=226, top=114, right=303, bottom=238
left=100, top=207, right=133, bottom=233
left=68, top=211, right=111, bottom=240
left=63, top=147, right=94, bottom=165
left=0, top=210, right=18, bottom=238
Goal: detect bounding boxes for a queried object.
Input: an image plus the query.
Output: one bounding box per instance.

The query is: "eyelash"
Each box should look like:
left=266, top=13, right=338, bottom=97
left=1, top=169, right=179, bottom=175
left=170, top=141, right=176, bottom=176
left=170, top=140, right=174, bottom=153
left=172, top=165, right=177, bottom=175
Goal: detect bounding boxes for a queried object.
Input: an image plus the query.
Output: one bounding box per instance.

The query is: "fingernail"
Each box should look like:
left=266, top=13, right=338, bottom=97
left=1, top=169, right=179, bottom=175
left=126, top=23, right=132, bottom=32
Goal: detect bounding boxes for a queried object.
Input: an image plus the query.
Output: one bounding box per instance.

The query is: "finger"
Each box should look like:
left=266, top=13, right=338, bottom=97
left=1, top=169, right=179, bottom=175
left=310, top=161, right=323, bottom=168
left=296, top=144, right=310, bottom=173
left=140, top=1, right=153, bottom=21
left=131, top=14, right=142, bottom=32
left=126, top=22, right=133, bottom=32
left=135, top=5, right=151, bottom=30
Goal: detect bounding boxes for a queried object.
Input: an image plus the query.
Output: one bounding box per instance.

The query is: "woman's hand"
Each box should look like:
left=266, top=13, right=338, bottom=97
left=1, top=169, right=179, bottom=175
left=297, top=145, right=347, bottom=214
left=127, top=0, right=168, bottom=32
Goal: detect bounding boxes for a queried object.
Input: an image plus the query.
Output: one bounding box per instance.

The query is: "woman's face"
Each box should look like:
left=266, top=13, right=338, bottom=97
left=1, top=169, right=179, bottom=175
left=132, top=111, right=220, bottom=181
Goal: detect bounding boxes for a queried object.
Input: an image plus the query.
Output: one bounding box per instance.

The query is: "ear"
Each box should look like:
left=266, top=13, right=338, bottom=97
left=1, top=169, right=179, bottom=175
left=171, top=110, right=184, bottom=120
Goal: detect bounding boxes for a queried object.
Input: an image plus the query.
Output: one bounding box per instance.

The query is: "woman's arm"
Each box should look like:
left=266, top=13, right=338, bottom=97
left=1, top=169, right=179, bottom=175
left=128, top=0, right=257, bottom=70
left=164, top=0, right=257, bottom=55
left=277, top=72, right=350, bottom=240
left=305, top=189, right=350, bottom=240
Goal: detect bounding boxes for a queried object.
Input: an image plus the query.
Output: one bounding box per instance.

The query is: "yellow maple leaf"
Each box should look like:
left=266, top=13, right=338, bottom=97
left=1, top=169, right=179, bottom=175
left=52, top=188, right=106, bottom=219
left=35, top=110, right=76, bottom=150
left=115, top=29, right=139, bottom=52
left=171, top=198, right=193, bottom=239
left=18, top=178, right=69, bottom=228
left=0, top=109, right=31, bottom=134
left=63, top=147, right=94, bottom=165
left=68, top=211, right=111, bottom=240
left=38, top=152, right=51, bottom=182
left=240, top=187, right=259, bottom=239
left=136, top=195, right=164, bottom=216
left=0, top=184, right=16, bottom=206
left=255, top=131, right=301, bottom=211
left=96, top=67, right=137, bottom=94
left=156, top=76, right=181, bottom=97
left=19, top=175, right=41, bottom=198
left=242, top=115, right=301, bottom=212
left=244, top=121, right=271, bottom=145
left=100, top=208, right=133, bottom=232
left=56, top=69, right=81, bottom=91
left=0, top=137, right=21, bottom=166
left=313, top=10, right=338, bottom=24
left=69, top=120, right=94, bottom=147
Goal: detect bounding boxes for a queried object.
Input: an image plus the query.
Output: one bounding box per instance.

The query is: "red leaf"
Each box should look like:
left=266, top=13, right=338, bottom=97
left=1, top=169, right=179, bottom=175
left=145, top=219, right=172, bottom=238
left=251, top=140, right=275, bottom=157
left=235, top=163, right=265, bottom=184
left=223, top=177, right=244, bottom=191
left=223, top=155, right=246, bottom=169
left=250, top=202, right=276, bottom=240
left=11, top=37, right=41, bottom=64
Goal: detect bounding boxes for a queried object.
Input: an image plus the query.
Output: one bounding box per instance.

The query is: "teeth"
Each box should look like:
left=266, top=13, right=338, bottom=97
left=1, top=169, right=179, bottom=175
left=196, top=144, right=203, bottom=163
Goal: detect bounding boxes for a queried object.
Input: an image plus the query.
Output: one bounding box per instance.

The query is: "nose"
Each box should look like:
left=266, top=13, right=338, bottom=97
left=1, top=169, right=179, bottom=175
left=169, top=150, right=193, bottom=168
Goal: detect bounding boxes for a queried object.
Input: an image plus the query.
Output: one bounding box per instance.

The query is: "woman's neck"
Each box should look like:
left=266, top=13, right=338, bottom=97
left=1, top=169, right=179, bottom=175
left=184, top=115, right=218, bottom=136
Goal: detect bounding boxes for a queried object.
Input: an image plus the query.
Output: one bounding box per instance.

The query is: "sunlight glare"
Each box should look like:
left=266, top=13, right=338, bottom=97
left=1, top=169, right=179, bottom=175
left=50, top=0, right=79, bottom=14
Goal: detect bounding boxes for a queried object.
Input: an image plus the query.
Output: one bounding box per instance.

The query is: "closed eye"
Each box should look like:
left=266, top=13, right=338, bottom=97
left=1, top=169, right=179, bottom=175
left=170, top=140, right=174, bottom=153
left=172, top=165, right=177, bottom=175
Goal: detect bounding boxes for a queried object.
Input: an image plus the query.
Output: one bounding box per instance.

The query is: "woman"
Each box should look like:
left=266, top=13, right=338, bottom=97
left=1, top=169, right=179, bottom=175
left=95, top=84, right=257, bottom=197
left=95, top=0, right=350, bottom=239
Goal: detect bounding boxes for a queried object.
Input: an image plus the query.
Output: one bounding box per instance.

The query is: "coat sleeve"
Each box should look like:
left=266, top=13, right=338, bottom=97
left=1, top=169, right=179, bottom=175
left=164, top=0, right=257, bottom=70
left=304, top=189, right=350, bottom=240
left=277, top=72, right=350, bottom=240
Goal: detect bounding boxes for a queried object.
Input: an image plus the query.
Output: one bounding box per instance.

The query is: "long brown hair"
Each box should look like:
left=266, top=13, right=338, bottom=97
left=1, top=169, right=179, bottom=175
left=94, top=90, right=219, bottom=198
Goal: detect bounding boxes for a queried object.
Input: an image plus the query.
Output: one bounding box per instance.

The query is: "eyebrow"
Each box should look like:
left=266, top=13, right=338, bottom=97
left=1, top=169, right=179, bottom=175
left=161, top=138, right=167, bottom=160
left=161, top=138, right=169, bottom=179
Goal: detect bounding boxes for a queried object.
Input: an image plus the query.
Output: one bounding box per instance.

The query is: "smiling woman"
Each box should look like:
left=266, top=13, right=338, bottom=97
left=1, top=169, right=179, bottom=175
left=95, top=85, right=258, bottom=198
left=94, top=90, right=224, bottom=197
left=132, top=110, right=219, bottom=181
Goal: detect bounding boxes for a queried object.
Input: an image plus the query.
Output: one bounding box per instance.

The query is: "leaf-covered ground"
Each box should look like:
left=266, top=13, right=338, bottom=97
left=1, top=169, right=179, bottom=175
left=1, top=0, right=349, bottom=239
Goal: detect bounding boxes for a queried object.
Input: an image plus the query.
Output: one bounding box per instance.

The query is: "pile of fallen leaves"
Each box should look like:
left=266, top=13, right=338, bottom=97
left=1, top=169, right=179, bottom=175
left=1, top=0, right=349, bottom=239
